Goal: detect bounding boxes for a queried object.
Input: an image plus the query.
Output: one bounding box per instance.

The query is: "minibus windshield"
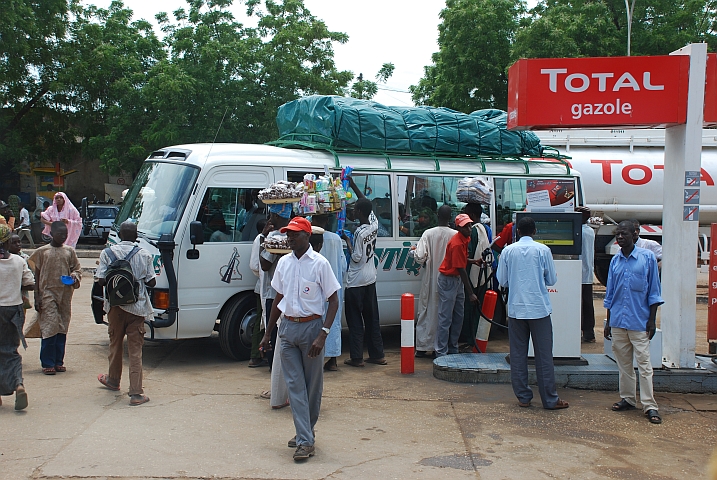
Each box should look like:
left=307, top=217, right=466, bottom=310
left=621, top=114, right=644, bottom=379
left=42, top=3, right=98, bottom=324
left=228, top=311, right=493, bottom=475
left=114, top=162, right=199, bottom=239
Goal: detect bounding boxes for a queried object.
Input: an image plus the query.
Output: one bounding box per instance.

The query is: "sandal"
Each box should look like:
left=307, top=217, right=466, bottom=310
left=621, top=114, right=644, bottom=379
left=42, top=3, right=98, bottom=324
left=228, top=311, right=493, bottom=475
left=129, top=394, right=150, bottom=406
left=343, top=358, right=365, bottom=368
left=55, top=366, right=66, bottom=373
left=518, top=401, right=531, bottom=408
left=15, top=385, right=28, bottom=411
left=42, top=367, right=56, bottom=375
left=645, top=409, right=662, bottom=424
left=546, top=399, right=569, bottom=410
left=612, top=399, right=636, bottom=411
left=260, top=390, right=271, bottom=399
left=365, top=357, right=388, bottom=365
left=97, top=374, right=120, bottom=391
left=272, top=400, right=290, bottom=409
left=323, top=360, right=338, bottom=372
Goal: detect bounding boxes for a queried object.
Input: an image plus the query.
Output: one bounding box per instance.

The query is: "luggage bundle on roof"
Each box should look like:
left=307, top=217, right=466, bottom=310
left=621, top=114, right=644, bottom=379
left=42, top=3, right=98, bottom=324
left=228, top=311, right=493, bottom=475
left=275, top=95, right=543, bottom=157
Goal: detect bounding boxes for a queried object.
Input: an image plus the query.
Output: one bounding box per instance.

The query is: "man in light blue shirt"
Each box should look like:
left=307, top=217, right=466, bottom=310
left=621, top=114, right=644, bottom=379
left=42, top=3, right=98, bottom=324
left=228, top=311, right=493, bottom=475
left=604, top=220, right=663, bottom=424
left=497, top=217, right=568, bottom=410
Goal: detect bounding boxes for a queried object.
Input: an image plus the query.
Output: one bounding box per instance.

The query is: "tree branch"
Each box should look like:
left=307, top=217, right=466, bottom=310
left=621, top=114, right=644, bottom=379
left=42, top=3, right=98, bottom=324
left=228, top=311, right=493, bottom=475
left=0, top=87, right=50, bottom=142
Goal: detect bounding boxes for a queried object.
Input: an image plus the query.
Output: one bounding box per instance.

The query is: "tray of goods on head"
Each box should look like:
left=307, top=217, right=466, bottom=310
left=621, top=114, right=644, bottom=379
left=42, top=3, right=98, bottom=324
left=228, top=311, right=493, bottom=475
left=258, top=181, right=304, bottom=204
left=297, top=173, right=347, bottom=215
left=263, top=236, right=292, bottom=254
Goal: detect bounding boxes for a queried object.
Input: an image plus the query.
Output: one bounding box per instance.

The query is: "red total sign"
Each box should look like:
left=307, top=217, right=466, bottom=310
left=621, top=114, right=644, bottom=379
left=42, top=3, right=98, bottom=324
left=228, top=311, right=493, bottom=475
left=507, top=56, right=690, bottom=130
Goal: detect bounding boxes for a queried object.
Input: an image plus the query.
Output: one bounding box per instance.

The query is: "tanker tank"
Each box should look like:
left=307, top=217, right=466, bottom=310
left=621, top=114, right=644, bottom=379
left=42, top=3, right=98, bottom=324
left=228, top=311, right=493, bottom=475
left=534, top=128, right=717, bottom=284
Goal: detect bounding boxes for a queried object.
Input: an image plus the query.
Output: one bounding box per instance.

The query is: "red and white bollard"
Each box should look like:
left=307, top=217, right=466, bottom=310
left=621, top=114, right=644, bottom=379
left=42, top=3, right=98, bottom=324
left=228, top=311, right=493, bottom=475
left=401, top=293, right=415, bottom=374
left=474, top=290, right=498, bottom=353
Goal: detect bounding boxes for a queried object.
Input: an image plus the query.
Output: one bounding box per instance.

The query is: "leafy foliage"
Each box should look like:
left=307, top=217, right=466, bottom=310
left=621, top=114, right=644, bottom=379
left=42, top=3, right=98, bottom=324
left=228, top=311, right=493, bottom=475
left=411, top=0, right=525, bottom=111
left=347, top=63, right=395, bottom=100
left=0, top=0, right=351, bottom=174
left=413, top=0, right=717, bottom=111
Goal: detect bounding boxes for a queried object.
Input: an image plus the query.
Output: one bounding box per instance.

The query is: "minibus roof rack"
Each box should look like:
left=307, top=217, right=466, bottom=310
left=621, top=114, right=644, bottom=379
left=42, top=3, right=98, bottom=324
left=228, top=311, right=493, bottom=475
left=267, top=134, right=572, bottom=175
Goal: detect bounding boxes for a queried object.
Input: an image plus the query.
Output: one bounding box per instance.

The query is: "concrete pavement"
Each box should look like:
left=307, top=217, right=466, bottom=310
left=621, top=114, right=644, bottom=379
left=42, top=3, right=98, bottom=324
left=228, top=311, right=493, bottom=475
left=2, top=282, right=717, bottom=480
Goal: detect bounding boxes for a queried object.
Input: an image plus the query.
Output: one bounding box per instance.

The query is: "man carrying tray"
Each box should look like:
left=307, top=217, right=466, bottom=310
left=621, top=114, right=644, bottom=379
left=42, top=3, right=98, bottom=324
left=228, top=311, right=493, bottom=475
left=260, top=217, right=341, bottom=461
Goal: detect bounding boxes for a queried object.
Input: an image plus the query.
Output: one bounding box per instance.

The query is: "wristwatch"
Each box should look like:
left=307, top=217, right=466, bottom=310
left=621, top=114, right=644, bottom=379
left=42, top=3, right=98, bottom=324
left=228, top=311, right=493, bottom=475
left=321, top=326, right=331, bottom=335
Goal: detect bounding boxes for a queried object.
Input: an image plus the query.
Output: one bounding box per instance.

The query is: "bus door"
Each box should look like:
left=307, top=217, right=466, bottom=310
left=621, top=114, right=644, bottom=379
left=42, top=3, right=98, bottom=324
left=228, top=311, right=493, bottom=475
left=177, top=166, right=273, bottom=338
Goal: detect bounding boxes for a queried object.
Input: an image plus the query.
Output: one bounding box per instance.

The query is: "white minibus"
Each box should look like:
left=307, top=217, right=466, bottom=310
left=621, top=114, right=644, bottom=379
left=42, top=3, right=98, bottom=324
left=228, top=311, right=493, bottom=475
left=107, top=142, right=582, bottom=359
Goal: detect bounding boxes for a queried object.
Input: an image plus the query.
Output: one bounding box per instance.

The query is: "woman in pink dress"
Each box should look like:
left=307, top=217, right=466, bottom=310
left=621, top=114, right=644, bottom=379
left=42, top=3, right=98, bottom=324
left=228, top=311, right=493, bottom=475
left=41, top=193, right=82, bottom=248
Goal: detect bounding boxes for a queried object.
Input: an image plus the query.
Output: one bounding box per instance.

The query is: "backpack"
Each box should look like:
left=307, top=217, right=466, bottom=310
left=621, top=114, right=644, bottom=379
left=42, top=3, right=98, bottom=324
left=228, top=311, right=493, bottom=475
left=104, top=246, right=141, bottom=307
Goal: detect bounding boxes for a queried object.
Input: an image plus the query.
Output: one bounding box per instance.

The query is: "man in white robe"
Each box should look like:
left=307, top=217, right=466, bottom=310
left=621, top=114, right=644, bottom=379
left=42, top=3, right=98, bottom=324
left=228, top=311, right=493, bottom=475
left=413, top=205, right=456, bottom=357
left=311, top=215, right=347, bottom=371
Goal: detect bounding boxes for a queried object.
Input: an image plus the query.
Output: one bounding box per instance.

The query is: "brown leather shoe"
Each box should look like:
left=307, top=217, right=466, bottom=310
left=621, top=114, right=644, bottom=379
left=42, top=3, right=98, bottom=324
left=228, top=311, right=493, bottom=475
left=546, top=399, right=569, bottom=410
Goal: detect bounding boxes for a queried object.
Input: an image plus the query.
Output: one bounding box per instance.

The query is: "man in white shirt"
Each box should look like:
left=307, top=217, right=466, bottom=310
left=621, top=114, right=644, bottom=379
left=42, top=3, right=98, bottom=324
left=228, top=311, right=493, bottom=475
left=16, top=203, right=34, bottom=248
left=95, top=221, right=156, bottom=406
left=341, top=198, right=386, bottom=367
left=577, top=207, right=596, bottom=342
left=413, top=205, right=456, bottom=357
left=260, top=217, right=340, bottom=461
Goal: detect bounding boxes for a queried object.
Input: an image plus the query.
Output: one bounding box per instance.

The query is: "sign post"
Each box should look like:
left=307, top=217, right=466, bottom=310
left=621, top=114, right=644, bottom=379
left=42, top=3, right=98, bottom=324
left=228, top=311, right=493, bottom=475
left=661, top=43, right=706, bottom=368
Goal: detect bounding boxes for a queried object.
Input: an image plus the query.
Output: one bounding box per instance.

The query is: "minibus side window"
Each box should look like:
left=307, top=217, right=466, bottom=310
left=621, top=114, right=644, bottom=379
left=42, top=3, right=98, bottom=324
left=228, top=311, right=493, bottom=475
left=196, top=187, right=265, bottom=242
left=396, top=175, right=471, bottom=238
left=494, top=178, right=527, bottom=235
left=344, top=173, right=392, bottom=237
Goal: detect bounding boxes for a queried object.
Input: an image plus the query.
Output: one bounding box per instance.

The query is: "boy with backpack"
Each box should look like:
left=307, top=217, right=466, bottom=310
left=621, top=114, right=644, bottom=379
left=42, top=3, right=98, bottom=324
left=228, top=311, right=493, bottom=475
left=95, top=221, right=156, bottom=406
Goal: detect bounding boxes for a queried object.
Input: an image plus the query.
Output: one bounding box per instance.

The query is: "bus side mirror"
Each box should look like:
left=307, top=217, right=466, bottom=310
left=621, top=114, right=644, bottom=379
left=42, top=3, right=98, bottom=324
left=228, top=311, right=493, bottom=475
left=190, top=221, right=204, bottom=245
left=187, top=221, right=204, bottom=260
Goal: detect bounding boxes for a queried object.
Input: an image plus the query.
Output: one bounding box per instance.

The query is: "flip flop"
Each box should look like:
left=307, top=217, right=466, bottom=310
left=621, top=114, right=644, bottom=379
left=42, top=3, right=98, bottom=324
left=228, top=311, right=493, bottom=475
left=343, top=358, right=365, bottom=368
left=260, top=390, right=271, bottom=399
left=129, top=394, right=150, bottom=406
left=42, top=367, right=56, bottom=375
left=645, top=409, right=662, bottom=424
left=272, top=400, right=290, bottom=409
left=612, top=399, right=636, bottom=411
left=97, top=374, right=120, bottom=391
left=518, top=401, right=531, bottom=408
left=15, top=386, right=28, bottom=411
left=55, top=366, right=66, bottom=373
left=365, top=357, right=387, bottom=365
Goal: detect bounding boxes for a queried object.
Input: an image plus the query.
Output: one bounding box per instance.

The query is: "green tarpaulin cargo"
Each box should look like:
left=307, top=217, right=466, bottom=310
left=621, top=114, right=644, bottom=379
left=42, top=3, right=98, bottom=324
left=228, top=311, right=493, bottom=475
left=276, top=95, right=543, bottom=157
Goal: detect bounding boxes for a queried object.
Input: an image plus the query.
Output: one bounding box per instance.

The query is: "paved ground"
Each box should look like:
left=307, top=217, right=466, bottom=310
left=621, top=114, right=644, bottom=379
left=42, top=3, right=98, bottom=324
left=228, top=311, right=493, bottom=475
left=3, top=281, right=717, bottom=480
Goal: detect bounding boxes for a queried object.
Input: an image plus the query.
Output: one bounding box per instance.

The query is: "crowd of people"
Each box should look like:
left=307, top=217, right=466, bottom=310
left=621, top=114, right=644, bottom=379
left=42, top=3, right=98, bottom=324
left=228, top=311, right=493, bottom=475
left=0, top=191, right=156, bottom=410
left=0, top=186, right=665, bottom=460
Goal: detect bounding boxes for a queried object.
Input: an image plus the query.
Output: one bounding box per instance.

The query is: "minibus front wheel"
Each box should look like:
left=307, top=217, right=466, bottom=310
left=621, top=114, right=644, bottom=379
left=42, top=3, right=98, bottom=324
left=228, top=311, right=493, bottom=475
left=219, top=294, right=256, bottom=360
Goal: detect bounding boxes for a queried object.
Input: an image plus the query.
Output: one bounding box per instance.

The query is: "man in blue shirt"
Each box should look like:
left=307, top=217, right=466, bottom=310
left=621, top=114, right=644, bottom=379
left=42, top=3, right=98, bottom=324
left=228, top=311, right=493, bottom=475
left=604, top=220, right=663, bottom=424
left=497, top=217, right=568, bottom=410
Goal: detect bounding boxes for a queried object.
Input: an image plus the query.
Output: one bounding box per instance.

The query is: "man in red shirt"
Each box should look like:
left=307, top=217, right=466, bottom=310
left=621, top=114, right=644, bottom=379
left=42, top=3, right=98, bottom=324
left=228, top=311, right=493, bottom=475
left=435, top=214, right=480, bottom=357
left=492, top=221, right=514, bottom=252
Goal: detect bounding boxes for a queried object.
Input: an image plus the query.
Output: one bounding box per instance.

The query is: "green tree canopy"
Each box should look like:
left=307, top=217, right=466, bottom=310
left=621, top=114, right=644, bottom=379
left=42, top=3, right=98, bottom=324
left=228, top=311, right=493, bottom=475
left=1, top=0, right=352, bottom=174
left=411, top=0, right=526, bottom=112
left=413, top=0, right=717, bottom=112
left=347, top=62, right=395, bottom=100
left=514, top=0, right=717, bottom=58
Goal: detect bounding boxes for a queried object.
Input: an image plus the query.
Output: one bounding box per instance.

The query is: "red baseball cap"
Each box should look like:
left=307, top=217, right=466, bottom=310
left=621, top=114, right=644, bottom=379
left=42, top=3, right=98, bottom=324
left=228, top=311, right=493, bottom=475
left=280, top=217, right=312, bottom=234
left=455, top=213, right=473, bottom=227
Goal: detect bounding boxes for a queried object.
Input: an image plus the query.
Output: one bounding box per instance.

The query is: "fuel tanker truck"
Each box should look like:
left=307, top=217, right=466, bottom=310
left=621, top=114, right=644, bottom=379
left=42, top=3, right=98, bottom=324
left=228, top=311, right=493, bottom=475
left=535, top=128, right=717, bottom=285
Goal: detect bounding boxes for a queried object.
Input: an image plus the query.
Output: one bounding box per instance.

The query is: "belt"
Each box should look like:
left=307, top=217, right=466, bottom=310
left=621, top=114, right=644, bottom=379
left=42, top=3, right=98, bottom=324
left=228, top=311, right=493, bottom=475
left=284, top=314, right=321, bottom=323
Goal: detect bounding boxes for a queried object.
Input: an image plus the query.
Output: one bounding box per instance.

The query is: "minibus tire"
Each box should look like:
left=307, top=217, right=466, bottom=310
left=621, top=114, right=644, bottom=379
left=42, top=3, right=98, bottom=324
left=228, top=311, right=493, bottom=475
left=219, top=295, right=257, bottom=360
